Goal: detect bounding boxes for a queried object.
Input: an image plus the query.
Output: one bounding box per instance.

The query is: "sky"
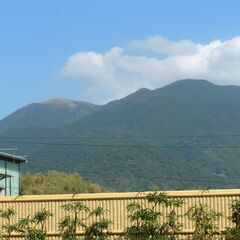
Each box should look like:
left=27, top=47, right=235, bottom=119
left=1, top=0, right=240, bottom=119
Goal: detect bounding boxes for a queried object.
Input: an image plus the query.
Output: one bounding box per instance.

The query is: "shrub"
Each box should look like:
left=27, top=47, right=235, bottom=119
left=225, top=199, right=240, bottom=240
left=186, top=203, right=222, bottom=240
left=124, top=192, right=183, bottom=240
left=59, top=201, right=90, bottom=240
left=16, top=209, right=52, bottom=240
left=0, top=208, right=17, bottom=240
left=84, top=206, right=111, bottom=240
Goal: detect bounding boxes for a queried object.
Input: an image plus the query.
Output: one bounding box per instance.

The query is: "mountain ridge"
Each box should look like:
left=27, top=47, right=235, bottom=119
left=1, top=79, right=240, bottom=191
left=0, top=98, right=100, bottom=132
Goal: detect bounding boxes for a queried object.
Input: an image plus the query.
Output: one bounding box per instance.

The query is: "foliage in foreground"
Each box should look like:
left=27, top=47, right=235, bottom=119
left=84, top=206, right=111, bottom=240
left=20, top=171, right=110, bottom=195
left=0, top=208, right=16, bottom=240
left=124, top=192, right=183, bottom=240
left=16, top=209, right=52, bottom=240
left=186, top=203, right=222, bottom=240
left=225, top=199, right=240, bottom=240
left=59, top=201, right=111, bottom=240
left=1, top=192, right=239, bottom=239
left=59, top=201, right=90, bottom=240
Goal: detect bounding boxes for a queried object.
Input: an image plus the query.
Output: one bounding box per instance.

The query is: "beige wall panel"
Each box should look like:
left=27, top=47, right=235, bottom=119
left=1, top=189, right=240, bottom=239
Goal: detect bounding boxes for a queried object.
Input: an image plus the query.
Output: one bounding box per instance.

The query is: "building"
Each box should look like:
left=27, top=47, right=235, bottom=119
left=0, top=151, right=27, bottom=196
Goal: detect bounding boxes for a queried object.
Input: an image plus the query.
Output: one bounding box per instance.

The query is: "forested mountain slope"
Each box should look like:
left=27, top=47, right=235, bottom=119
left=1, top=79, right=240, bottom=191
left=0, top=98, right=100, bottom=132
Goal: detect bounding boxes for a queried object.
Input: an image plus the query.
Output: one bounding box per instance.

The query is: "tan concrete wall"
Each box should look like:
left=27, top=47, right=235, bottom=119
left=1, top=189, right=240, bottom=239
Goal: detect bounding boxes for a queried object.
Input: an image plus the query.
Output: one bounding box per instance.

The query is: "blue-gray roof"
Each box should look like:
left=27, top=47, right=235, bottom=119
left=0, top=151, right=27, bottom=163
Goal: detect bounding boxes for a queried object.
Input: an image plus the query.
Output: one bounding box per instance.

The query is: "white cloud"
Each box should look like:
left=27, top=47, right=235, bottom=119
left=61, top=36, right=240, bottom=103
left=130, top=35, right=199, bottom=56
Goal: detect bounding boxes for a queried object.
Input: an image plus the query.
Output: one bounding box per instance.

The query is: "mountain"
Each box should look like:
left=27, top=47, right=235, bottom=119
left=70, top=79, right=240, bottom=136
left=0, top=98, right=100, bottom=132
left=2, top=79, right=240, bottom=191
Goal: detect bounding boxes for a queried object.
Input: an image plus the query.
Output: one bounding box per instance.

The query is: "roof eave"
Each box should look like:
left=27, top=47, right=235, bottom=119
left=0, top=152, right=27, bottom=163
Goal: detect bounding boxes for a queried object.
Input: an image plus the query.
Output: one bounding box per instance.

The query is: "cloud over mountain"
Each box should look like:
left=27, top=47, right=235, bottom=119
left=61, top=36, right=240, bottom=103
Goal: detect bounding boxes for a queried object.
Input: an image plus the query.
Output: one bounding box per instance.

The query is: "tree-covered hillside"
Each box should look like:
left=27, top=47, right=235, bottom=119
left=2, top=79, right=240, bottom=191
left=0, top=98, right=100, bottom=132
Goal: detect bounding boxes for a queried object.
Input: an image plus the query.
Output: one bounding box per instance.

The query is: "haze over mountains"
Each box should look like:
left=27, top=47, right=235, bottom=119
left=1, top=79, right=240, bottom=191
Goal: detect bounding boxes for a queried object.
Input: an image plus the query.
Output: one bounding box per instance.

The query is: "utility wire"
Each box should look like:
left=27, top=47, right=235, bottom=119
left=3, top=135, right=240, bottom=184
left=22, top=168, right=240, bottom=185
left=23, top=163, right=240, bottom=185
left=2, top=139, right=240, bottom=149
left=3, top=133, right=240, bottom=140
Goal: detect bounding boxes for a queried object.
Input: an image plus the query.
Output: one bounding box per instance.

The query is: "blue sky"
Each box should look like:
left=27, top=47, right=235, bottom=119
left=1, top=0, right=240, bottom=119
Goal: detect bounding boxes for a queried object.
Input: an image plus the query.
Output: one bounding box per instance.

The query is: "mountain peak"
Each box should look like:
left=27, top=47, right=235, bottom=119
left=169, top=79, right=215, bottom=87
left=0, top=98, right=100, bottom=131
left=43, top=98, right=78, bottom=108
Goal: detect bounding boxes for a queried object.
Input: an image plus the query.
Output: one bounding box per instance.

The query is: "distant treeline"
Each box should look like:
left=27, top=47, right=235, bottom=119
left=20, top=171, right=111, bottom=195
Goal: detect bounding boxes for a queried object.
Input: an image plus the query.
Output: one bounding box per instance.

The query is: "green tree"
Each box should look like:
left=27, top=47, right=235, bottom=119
left=0, top=208, right=17, bottom=240
left=59, top=201, right=90, bottom=240
left=186, top=203, right=222, bottom=240
left=21, top=171, right=110, bottom=195
left=124, top=192, right=183, bottom=240
left=225, top=199, right=240, bottom=240
left=84, top=207, right=111, bottom=240
left=16, top=209, right=52, bottom=240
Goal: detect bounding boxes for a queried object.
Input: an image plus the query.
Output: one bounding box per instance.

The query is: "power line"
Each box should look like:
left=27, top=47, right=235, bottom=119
left=2, top=139, right=240, bottom=149
left=2, top=135, right=240, bottom=185
left=3, top=133, right=240, bottom=140
left=23, top=162, right=240, bottom=185
left=135, top=176, right=240, bottom=184
left=23, top=167, right=240, bottom=185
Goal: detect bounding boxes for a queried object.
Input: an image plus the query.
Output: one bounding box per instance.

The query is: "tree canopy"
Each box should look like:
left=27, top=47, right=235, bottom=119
left=20, top=171, right=110, bottom=195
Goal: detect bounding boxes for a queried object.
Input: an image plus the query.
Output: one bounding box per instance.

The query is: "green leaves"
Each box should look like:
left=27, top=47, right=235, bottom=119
left=24, top=229, right=47, bottom=240
left=146, top=192, right=183, bottom=208
left=127, top=203, right=142, bottom=212
left=125, top=192, right=183, bottom=240
left=15, top=210, right=52, bottom=240
left=85, top=206, right=111, bottom=240
left=59, top=202, right=89, bottom=240
left=0, top=208, right=17, bottom=239
left=0, top=208, right=15, bottom=220
left=128, top=207, right=161, bottom=224
left=59, top=216, right=82, bottom=240
left=16, top=216, right=33, bottom=232
left=230, top=199, right=240, bottom=229
left=186, top=203, right=222, bottom=240
left=1, top=192, right=239, bottom=240
left=225, top=228, right=240, bottom=240
left=59, top=202, right=111, bottom=240
left=84, top=219, right=111, bottom=240
left=90, top=207, right=109, bottom=218
left=61, top=201, right=90, bottom=214
left=225, top=199, right=240, bottom=240
left=33, top=209, right=53, bottom=226
left=20, top=171, right=109, bottom=195
left=0, top=208, right=52, bottom=240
